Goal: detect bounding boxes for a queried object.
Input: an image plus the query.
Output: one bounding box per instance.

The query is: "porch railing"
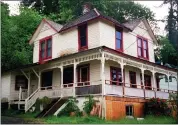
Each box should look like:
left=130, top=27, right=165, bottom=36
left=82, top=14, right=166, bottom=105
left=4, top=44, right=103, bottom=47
left=105, top=80, right=177, bottom=99
left=75, top=80, right=102, bottom=96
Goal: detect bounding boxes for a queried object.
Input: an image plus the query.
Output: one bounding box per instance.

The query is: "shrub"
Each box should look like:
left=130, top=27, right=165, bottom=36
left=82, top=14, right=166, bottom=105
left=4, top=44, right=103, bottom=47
left=58, top=97, right=80, bottom=116
left=145, top=97, right=171, bottom=116
left=34, top=96, right=52, bottom=112
left=83, top=95, right=98, bottom=115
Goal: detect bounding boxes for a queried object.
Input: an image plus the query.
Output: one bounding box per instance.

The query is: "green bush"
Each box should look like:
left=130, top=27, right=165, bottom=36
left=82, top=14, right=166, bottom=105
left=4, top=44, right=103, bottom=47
left=83, top=95, right=98, bottom=115
left=58, top=97, right=80, bottom=116
left=34, top=96, right=52, bottom=112
left=145, top=97, right=171, bottom=116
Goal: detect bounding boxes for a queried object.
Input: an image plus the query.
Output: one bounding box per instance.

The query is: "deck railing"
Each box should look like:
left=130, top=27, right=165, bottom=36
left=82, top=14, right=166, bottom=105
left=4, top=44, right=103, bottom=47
left=105, top=80, right=177, bottom=99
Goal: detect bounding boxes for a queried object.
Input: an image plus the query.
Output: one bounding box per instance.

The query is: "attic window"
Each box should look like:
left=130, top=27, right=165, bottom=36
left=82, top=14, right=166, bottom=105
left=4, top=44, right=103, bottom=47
left=39, top=36, right=52, bottom=62
left=78, top=24, right=88, bottom=51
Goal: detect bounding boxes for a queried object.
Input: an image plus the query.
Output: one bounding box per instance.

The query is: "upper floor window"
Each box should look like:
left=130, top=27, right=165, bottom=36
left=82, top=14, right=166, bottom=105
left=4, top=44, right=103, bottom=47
left=137, top=36, right=149, bottom=60
left=78, top=24, right=88, bottom=51
left=115, top=28, right=123, bottom=51
left=39, top=36, right=52, bottom=61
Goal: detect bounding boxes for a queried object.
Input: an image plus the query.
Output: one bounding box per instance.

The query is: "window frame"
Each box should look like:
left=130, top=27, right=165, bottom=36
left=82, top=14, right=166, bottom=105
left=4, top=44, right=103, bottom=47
left=137, top=35, right=149, bottom=60
left=15, top=75, right=28, bottom=91
left=39, top=36, right=52, bottom=62
left=115, top=27, right=123, bottom=52
left=78, top=23, right=88, bottom=51
left=77, top=64, right=90, bottom=86
left=110, top=66, right=124, bottom=86
left=126, top=105, right=134, bottom=116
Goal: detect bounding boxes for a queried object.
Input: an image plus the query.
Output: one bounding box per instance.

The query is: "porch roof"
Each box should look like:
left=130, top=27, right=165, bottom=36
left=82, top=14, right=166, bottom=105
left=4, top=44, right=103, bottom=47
left=3, top=46, right=177, bottom=73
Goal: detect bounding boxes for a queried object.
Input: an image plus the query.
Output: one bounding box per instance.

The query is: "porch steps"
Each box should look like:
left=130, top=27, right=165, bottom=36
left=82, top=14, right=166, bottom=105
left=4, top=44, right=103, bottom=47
left=36, top=97, right=67, bottom=118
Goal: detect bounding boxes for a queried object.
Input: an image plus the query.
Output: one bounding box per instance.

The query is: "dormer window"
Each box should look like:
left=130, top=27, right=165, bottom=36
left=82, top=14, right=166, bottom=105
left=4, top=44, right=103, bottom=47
left=39, top=36, right=52, bottom=62
left=78, top=24, right=88, bottom=51
left=137, top=36, right=149, bottom=60
left=115, top=28, right=123, bottom=51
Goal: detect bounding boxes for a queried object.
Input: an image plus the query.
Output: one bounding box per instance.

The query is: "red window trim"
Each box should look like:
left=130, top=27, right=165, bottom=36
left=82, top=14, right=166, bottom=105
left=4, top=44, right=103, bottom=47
left=39, top=35, right=52, bottom=63
left=77, top=64, right=90, bottom=86
left=110, top=66, right=125, bottom=86
left=115, top=27, right=123, bottom=52
left=78, top=23, right=88, bottom=51
left=137, top=35, right=149, bottom=60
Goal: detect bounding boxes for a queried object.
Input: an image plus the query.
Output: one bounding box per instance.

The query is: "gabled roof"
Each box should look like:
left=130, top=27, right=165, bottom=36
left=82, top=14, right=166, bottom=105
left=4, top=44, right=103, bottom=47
left=60, top=8, right=131, bottom=32
left=123, top=18, right=158, bottom=44
left=29, top=19, right=63, bottom=44
left=45, top=19, right=63, bottom=32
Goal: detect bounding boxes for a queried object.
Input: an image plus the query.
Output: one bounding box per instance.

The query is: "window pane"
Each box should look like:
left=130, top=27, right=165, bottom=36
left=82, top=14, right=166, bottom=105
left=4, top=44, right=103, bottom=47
left=137, top=38, right=142, bottom=47
left=80, top=37, right=87, bottom=47
left=47, top=39, right=52, bottom=48
left=47, top=48, right=51, bottom=57
left=116, top=39, right=121, bottom=49
left=144, top=50, right=148, bottom=58
left=41, top=50, right=45, bottom=59
left=81, top=67, right=88, bottom=82
left=116, top=31, right=121, bottom=39
left=138, top=48, right=142, bottom=56
left=143, top=40, right=147, bottom=49
left=41, top=42, right=45, bottom=50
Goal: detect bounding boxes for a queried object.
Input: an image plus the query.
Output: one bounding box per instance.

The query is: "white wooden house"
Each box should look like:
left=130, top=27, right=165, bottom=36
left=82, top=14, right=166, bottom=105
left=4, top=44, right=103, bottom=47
left=1, top=7, right=177, bottom=120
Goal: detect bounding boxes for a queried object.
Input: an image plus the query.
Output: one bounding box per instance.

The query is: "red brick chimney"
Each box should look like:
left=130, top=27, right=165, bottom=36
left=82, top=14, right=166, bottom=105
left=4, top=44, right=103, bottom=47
left=82, top=2, right=92, bottom=15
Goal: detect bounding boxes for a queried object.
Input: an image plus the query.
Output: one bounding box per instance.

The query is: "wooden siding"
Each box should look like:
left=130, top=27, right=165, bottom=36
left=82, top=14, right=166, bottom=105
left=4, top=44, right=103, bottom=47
left=1, top=72, right=11, bottom=100
left=123, top=21, right=155, bottom=62
left=105, top=96, right=145, bottom=120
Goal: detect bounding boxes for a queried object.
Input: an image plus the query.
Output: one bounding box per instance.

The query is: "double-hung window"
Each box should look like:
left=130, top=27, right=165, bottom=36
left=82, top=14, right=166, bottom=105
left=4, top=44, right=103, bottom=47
left=78, top=24, right=88, bottom=51
left=39, top=36, right=52, bottom=61
left=15, top=75, right=28, bottom=90
left=115, top=28, right=123, bottom=51
left=137, top=36, right=149, bottom=60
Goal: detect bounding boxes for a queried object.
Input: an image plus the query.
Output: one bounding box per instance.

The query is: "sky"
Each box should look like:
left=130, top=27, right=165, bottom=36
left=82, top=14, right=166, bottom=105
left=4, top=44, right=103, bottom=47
left=3, top=0, right=169, bottom=35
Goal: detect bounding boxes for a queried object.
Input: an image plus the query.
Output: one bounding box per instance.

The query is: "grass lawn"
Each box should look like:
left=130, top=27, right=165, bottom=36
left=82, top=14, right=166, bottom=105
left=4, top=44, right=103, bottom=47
left=2, top=110, right=176, bottom=124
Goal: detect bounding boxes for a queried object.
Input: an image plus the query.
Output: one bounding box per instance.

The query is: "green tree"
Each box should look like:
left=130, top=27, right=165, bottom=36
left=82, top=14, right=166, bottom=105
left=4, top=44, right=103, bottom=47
left=1, top=5, right=44, bottom=71
left=155, top=37, right=178, bottom=67
left=164, top=0, right=178, bottom=49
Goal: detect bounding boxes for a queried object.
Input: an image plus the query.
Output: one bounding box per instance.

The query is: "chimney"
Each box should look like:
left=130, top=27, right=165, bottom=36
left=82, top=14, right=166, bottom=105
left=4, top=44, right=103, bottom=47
left=82, top=2, right=92, bottom=15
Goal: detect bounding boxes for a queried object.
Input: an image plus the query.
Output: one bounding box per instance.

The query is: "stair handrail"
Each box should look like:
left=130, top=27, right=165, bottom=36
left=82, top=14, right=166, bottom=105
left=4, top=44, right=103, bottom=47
left=25, top=87, right=41, bottom=112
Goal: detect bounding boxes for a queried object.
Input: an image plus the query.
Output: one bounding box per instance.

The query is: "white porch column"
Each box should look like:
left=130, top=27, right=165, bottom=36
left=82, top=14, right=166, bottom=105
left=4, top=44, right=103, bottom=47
left=100, top=52, right=105, bottom=119
left=152, top=71, right=156, bottom=91
left=120, top=64, right=124, bottom=83
left=167, top=73, right=170, bottom=92
left=141, top=68, right=145, bottom=98
left=27, top=73, right=31, bottom=96
left=60, top=66, right=63, bottom=97
left=38, top=71, right=41, bottom=89
left=73, top=63, right=78, bottom=97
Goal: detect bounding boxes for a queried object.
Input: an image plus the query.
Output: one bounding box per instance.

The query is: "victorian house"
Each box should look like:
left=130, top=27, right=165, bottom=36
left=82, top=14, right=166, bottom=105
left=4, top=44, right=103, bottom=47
left=1, top=6, right=177, bottom=120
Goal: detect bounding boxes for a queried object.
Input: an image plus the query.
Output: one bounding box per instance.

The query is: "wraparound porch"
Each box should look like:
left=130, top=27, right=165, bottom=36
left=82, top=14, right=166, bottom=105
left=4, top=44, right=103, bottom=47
left=8, top=50, right=177, bottom=112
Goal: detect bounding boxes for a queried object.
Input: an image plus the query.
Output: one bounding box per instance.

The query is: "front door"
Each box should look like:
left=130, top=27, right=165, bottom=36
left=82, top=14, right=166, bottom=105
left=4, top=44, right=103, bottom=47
left=41, top=71, right=53, bottom=89
left=144, top=75, right=151, bottom=90
left=129, top=71, right=136, bottom=88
